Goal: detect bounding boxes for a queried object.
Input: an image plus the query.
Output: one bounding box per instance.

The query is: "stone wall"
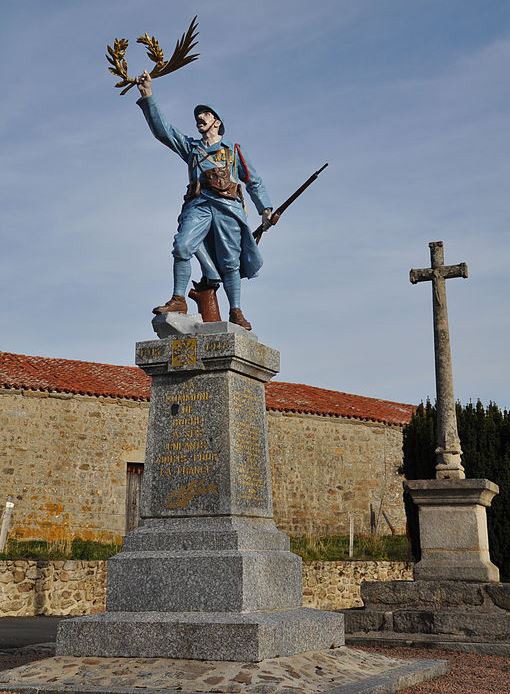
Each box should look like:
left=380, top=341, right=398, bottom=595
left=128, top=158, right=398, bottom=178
left=0, top=560, right=106, bottom=616
left=0, top=388, right=149, bottom=543
left=0, top=388, right=406, bottom=542
left=0, top=560, right=412, bottom=616
left=268, top=411, right=406, bottom=535
left=302, top=561, right=413, bottom=610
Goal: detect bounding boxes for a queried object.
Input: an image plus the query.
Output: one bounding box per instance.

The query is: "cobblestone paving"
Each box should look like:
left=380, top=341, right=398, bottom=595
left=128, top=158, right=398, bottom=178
left=0, top=646, right=445, bottom=693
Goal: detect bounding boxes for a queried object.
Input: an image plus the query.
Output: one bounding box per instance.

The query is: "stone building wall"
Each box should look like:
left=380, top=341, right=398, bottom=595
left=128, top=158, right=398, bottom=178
left=0, top=559, right=412, bottom=616
left=0, top=388, right=148, bottom=544
left=0, top=388, right=406, bottom=542
left=268, top=411, right=406, bottom=536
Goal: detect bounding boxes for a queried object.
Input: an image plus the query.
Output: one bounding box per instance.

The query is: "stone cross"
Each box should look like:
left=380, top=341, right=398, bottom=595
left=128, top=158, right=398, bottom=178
left=410, top=241, right=468, bottom=479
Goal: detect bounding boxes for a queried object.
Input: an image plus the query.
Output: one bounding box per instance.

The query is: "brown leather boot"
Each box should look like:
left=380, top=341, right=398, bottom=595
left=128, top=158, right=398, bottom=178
left=152, top=295, right=188, bottom=315
left=229, top=308, right=252, bottom=331
left=188, top=283, right=222, bottom=322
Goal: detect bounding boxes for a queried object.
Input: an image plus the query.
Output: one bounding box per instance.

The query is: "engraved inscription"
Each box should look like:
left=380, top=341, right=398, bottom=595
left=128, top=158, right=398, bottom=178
left=166, top=391, right=210, bottom=402
left=204, top=340, right=229, bottom=352
left=231, top=378, right=267, bottom=507
left=154, top=380, right=219, bottom=511
left=137, top=345, right=164, bottom=360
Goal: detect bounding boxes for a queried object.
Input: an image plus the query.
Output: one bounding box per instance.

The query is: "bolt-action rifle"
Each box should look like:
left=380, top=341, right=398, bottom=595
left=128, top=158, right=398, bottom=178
left=252, top=163, right=328, bottom=245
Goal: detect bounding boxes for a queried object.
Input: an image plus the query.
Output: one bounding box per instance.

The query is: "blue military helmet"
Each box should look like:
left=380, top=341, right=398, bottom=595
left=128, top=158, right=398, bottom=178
left=194, top=104, right=225, bottom=136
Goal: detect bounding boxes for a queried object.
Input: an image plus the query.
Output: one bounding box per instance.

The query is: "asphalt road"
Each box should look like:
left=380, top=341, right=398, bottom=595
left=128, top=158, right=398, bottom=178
left=0, top=617, right=65, bottom=649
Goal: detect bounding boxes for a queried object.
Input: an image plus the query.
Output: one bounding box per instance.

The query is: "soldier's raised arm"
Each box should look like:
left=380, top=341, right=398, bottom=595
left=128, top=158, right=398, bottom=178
left=136, top=71, right=192, bottom=162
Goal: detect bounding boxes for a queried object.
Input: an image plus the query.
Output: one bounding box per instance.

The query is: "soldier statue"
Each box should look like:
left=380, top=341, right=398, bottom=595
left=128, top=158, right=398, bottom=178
left=136, top=71, right=276, bottom=330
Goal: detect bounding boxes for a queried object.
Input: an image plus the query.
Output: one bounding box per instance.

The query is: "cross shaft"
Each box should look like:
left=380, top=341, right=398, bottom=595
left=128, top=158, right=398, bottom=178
left=410, top=241, right=468, bottom=479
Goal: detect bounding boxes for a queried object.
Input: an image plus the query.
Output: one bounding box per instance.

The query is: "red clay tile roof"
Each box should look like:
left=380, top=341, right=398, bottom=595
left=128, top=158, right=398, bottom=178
left=265, top=381, right=415, bottom=425
left=0, top=351, right=415, bottom=425
left=0, top=352, right=151, bottom=401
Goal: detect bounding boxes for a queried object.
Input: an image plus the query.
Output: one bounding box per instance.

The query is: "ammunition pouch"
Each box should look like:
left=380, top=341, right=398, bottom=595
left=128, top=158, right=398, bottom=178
left=201, top=167, right=241, bottom=200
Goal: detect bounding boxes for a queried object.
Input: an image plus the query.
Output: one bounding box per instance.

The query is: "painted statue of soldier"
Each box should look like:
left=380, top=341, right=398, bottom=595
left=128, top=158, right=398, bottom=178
left=136, top=71, right=276, bottom=330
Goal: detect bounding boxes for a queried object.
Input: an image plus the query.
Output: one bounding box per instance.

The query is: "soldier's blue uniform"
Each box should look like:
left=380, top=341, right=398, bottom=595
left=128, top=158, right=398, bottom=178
left=137, top=96, right=271, bottom=310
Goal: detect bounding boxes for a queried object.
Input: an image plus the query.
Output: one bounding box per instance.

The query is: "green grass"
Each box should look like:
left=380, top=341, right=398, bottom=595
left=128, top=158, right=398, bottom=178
left=290, top=534, right=412, bottom=562
left=0, top=535, right=411, bottom=563
left=0, top=539, right=122, bottom=561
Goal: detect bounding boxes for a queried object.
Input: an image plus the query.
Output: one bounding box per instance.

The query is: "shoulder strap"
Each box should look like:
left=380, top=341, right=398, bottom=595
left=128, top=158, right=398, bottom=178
left=234, top=143, right=250, bottom=182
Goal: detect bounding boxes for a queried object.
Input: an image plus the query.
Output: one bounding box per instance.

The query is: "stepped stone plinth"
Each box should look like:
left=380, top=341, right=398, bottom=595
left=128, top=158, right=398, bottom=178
left=56, top=326, right=345, bottom=661
left=342, top=479, right=504, bottom=654
left=344, top=578, right=510, bottom=655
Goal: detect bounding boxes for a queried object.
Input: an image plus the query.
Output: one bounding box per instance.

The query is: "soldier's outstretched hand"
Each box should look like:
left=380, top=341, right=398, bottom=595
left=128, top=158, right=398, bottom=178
left=136, top=70, right=152, bottom=98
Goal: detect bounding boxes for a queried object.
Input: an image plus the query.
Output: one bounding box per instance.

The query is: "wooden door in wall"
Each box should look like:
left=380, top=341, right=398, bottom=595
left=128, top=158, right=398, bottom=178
left=126, top=463, right=144, bottom=532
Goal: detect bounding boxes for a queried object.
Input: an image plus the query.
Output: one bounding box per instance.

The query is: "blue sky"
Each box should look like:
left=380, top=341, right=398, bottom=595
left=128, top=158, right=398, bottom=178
left=1, top=0, right=509, bottom=407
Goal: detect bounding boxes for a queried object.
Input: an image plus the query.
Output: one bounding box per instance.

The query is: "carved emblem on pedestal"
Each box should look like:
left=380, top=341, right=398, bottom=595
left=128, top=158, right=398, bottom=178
left=171, top=337, right=198, bottom=368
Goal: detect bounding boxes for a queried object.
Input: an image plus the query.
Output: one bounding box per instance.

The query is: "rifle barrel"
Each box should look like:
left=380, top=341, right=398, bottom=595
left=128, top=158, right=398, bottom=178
left=253, top=162, right=328, bottom=244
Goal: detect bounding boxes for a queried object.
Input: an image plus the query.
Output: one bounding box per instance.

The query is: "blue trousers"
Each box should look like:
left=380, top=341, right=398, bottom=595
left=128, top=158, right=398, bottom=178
left=172, top=198, right=245, bottom=308
left=173, top=199, right=242, bottom=275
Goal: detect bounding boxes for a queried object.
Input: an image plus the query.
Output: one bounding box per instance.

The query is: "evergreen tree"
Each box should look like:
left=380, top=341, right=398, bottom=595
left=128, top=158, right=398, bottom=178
left=402, top=401, right=435, bottom=561
left=404, top=401, right=510, bottom=579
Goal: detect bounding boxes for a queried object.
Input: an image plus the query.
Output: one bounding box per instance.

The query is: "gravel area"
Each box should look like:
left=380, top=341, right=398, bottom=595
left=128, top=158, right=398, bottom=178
left=0, top=645, right=508, bottom=693
left=0, top=649, right=49, bottom=673
left=0, top=647, right=49, bottom=693
left=359, top=645, right=510, bottom=693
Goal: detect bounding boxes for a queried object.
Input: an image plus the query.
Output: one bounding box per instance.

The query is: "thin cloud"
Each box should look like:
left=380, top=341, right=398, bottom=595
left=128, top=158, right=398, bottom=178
left=1, top=1, right=509, bottom=408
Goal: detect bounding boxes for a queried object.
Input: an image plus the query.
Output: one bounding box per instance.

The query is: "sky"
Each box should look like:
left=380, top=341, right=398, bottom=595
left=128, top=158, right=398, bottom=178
left=1, top=0, right=509, bottom=408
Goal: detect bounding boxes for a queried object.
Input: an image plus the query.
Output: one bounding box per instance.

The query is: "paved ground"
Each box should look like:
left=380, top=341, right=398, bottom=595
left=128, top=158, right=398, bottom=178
left=0, top=625, right=507, bottom=693
left=0, top=618, right=64, bottom=650
left=0, top=646, right=446, bottom=693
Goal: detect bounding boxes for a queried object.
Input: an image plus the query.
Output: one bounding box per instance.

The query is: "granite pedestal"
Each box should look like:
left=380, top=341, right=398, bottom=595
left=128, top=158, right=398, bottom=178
left=57, top=325, right=345, bottom=661
left=406, top=478, right=499, bottom=582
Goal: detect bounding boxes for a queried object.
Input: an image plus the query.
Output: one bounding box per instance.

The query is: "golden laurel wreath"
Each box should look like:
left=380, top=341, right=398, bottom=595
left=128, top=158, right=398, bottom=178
left=106, top=16, right=199, bottom=95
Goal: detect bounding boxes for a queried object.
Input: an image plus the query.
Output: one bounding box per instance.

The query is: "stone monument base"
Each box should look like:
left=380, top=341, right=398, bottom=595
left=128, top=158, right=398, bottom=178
left=57, top=608, right=344, bottom=662
left=406, top=479, right=500, bottom=582
left=57, top=516, right=346, bottom=662
left=56, top=329, right=349, bottom=664
left=0, top=646, right=449, bottom=693
left=57, top=515, right=345, bottom=662
left=343, top=579, right=510, bottom=655
left=104, top=518, right=304, bottom=614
